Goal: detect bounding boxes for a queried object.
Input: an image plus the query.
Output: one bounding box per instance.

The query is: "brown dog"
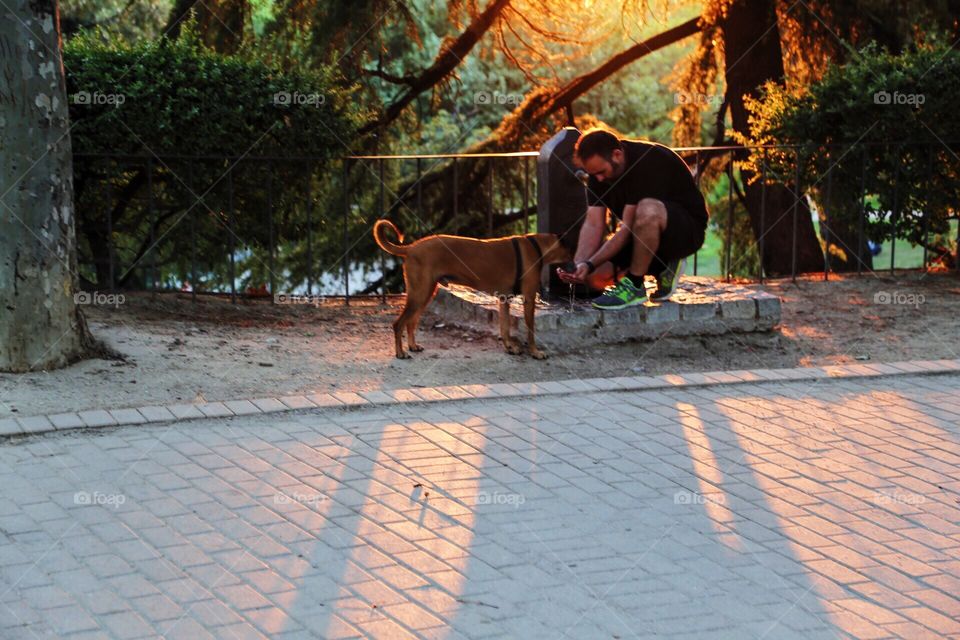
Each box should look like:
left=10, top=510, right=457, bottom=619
left=374, top=220, right=572, bottom=359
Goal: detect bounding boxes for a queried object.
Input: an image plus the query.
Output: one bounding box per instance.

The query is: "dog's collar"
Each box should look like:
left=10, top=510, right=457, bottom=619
left=511, top=235, right=544, bottom=297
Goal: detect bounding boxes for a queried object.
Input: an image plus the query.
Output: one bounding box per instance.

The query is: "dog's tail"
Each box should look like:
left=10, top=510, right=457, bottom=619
left=373, top=219, right=408, bottom=256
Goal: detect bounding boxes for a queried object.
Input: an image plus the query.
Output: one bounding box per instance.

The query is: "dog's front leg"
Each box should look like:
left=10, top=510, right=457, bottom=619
left=499, top=298, right=522, bottom=355
left=523, top=295, right=547, bottom=359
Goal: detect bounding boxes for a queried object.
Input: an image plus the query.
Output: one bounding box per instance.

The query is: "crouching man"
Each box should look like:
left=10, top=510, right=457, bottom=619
left=558, top=128, right=709, bottom=308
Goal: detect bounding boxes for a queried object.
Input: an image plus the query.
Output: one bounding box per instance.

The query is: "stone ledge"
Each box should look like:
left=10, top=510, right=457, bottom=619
left=432, top=277, right=781, bottom=348
left=2, top=358, right=958, bottom=440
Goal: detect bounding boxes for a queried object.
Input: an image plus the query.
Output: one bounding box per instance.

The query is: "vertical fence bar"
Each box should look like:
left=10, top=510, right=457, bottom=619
left=106, top=159, right=115, bottom=292
left=955, top=210, right=960, bottom=274
left=890, top=145, right=900, bottom=275
left=858, top=147, right=867, bottom=276
left=725, top=153, right=734, bottom=282
left=453, top=158, right=459, bottom=223
left=922, top=146, right=932, bottom=271
left=523, top=156, right=531, bottom=234
left=343, top=158, right=350, bottom=306
left=306, top=164, right=314, bottom=295
left=792, top=147, right=801, bottom=283
left=379, top=158, right=386, bottom=304
left=823, top=150, right=833, bottom=281
left=759, top=149, right=767, bottom=284
left=693, top=150, right=700, bottom=276
left=147, top=156, right=156, bottom=293
left=416, top=158, right=423, bottom=223
left=487, top=161, right=494, bottom=237
left=228, top=164, right=236, bottom=304
left=188, top=160, right=197, bottom=303
left=268, top=161, right=275, bottom=302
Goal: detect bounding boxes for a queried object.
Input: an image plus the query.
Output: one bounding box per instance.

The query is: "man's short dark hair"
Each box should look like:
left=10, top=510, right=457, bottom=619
left=575, top=128, right=622, bottom=161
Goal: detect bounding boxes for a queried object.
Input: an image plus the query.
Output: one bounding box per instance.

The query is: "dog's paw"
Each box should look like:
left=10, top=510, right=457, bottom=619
left=530, top=350, right=548, bottom=360
left=396, top=352, right=412, bottom=359
left=504, top=343, right=523, bottom=355
left=409, top=345, right=424, bottom=353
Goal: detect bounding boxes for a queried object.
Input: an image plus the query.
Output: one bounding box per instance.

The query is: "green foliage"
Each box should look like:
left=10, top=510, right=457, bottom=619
left=65, top=32, right=370, bottom=293
left=737, top=40, right=960, bottom=261
left=61, top=0, right=169, bottom=42
left=65, top=31, right=366, bottom=157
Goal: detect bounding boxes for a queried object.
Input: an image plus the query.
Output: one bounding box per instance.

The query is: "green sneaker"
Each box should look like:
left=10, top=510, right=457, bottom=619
left=592, top=276, right=647, bottom=310
left=650, top=258, right=686, bottom=302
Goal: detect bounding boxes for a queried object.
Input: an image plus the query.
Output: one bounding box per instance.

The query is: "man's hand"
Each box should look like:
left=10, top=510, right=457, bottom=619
left=557, top=262, right=591, bottom=285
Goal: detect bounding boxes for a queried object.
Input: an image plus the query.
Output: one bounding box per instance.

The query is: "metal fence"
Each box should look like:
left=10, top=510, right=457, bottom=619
left=74, top=142, right=960, bottom=304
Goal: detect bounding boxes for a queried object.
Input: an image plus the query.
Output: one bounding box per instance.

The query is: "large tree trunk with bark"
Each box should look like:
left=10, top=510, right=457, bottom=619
left=722, top=0, right=824, bottom=276
left=0, top=0, right=96, bottom=372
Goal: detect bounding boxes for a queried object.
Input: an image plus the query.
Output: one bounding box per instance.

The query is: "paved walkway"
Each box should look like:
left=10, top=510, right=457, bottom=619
left=0, top=372, right=959, bottom=639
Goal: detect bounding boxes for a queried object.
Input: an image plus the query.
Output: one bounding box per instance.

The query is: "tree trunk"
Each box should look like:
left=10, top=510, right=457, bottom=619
left=722, top=0, right=824, bottom=276
left=816, top=178, right=874, bottom=272
left=0, top=0, right=95, bottom=372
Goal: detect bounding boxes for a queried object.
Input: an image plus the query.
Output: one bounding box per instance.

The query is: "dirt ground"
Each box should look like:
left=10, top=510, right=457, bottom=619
left=3, top=271, right=959, bottom=418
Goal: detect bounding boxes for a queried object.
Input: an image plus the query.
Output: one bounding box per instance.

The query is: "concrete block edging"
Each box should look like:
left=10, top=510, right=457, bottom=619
left=1, top=358, right=957, bottom=439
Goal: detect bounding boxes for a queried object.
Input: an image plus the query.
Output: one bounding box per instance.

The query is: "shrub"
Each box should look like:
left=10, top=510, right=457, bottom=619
left=65, top=31, right=369, bottom=291
left=736, top=40, right=960, bottom=269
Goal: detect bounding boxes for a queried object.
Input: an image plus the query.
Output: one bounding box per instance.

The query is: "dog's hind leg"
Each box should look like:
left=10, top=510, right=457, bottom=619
left=393, top=308, right=411, bottom=359
left=523, top=294, right=546, bottom=359
left=406, top=283, right=438, bottom=353
left=499, top=299, right=522, bottom=355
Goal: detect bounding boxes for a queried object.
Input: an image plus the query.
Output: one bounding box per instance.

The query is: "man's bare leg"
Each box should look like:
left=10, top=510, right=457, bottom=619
left=628, top=198, right=668, bottom=278
left=578, top=199, right=667, bottom=293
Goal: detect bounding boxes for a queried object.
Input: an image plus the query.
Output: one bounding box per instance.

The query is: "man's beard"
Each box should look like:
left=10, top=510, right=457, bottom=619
left=610, top=157, right=624, bottom=177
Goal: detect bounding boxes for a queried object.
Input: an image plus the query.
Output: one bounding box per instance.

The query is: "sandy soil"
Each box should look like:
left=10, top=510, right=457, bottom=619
left=3, top=271, right=959, bottom=418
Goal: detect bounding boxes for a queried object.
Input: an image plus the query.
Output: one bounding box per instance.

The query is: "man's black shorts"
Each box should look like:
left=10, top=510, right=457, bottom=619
left=610, top=200, right=706, bottom=277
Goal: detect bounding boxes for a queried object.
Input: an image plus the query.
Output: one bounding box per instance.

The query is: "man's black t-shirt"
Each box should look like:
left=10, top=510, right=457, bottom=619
left=586, top=140, right=708, bottom=226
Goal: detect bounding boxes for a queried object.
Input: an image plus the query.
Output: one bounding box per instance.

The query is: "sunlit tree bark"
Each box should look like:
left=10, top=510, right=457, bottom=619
left=722, top=0, right=824, bottom=276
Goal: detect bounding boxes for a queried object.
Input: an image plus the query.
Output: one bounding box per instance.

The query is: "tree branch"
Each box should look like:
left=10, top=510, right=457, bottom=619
left=363, top=67, right=413, bottom=85
left=545, top=16, right=702, bottom=114
left=359, top=0, right=514, bottom=135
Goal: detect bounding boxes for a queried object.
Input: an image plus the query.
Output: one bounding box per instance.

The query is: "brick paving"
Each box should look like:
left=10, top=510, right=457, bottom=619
left=0, top=371, right=959, bottom=638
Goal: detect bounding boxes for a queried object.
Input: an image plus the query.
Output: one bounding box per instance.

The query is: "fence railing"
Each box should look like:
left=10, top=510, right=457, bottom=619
left=74, top=142, right=960, bottom=304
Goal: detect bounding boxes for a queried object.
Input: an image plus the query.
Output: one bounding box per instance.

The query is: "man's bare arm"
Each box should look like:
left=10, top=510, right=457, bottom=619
left=574, top=205, right=608, bottom=263
left=586, top=204, right=636, bottom=266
